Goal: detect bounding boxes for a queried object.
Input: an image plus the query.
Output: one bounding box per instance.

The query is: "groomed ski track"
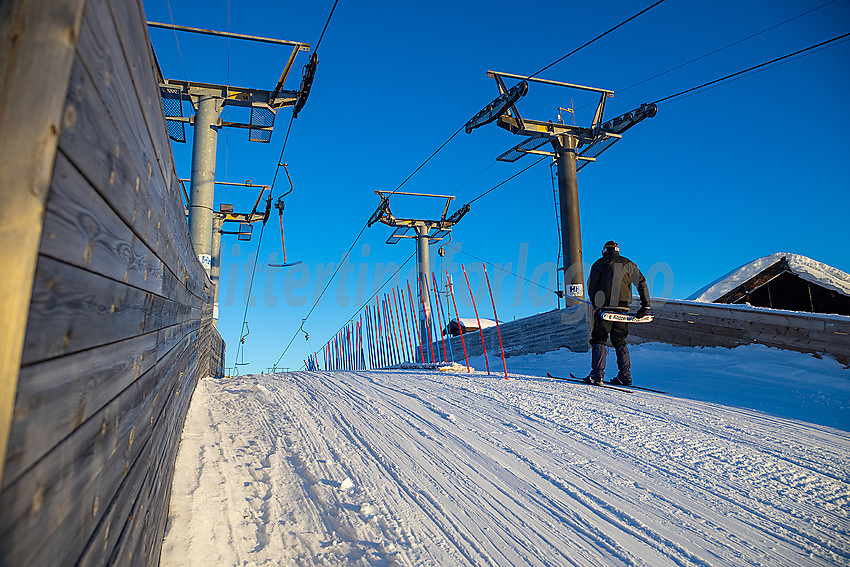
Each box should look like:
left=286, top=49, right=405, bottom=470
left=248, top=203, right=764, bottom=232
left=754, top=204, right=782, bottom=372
left=162, top=368, right=850, bottom=566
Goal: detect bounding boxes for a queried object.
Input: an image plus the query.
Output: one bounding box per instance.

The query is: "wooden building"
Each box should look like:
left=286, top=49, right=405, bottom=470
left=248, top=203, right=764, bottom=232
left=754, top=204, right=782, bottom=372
left=0, top=0, right=224, bottom=565
left=692, top=254, right=850, bottom=316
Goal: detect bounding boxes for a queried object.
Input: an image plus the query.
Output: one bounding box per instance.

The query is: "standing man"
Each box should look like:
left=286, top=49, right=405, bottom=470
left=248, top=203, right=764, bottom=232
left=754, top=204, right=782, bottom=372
left=586, top=241, right=651, bottom=386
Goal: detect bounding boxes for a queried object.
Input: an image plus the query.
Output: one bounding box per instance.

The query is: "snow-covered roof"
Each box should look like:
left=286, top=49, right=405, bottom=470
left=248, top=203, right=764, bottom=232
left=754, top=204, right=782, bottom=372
left=688, top=253, right=850, bottom=303
left=454, top=317, right=497, bottom=330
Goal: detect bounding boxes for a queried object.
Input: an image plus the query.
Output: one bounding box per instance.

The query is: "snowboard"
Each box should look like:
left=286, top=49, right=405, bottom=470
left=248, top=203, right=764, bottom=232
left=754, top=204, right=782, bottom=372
left=600, top=310, right=653, bottom=323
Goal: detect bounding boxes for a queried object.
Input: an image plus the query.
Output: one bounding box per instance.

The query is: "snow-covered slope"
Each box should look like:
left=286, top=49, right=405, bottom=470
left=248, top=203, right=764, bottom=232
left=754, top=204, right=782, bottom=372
left=161, top=344, right=850, bottom=566
left=688, top=252, right=850, bottom=302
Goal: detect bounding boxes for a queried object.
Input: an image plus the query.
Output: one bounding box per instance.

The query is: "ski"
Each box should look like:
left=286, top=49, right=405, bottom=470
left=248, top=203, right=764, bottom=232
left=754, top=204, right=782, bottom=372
left=546, top=372, right=632, bottom=393
left=604, top=381, right=667, bottom=394
left=600, top=310, right=653, bottom=323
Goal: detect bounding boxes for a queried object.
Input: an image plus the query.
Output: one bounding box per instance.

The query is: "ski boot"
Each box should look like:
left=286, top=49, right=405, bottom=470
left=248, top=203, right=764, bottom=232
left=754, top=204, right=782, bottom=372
left=583, top=375, right=604, bottom=386
left=611, top=374, right=632, bottom=386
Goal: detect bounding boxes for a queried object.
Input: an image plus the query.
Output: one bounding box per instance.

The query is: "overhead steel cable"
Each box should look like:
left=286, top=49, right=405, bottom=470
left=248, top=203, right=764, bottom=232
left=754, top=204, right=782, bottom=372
left=617, top=0, right=838, bottom=98
left=459, top=31, right=850, bottom=211
left=653, top=32, right=850, bottom=105
left=314, top=0, right=340, bottom=53
left=272, top=1, right=668, bottom=368
left=526, top=0, right=666, bottom=81
left=232, top=1, right=340, bottom=368
left=232, top=113, right=296, bottom=365
left=281, top=250, right=418, bottom=370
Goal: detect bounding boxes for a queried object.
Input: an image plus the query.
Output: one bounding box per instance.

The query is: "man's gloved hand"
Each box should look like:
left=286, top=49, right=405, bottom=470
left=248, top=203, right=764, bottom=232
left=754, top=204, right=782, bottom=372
left=636, top=306, right=650, bottom=319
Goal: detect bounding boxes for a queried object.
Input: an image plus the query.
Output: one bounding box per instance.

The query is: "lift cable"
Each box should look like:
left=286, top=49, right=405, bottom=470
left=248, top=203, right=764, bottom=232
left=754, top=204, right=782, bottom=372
left=527, top=0, right=666, bottom=81
left=314, top=0, right=340, bottom=53
left=456, top=29, right=850, bottom=213
left=271, top=1, right=672, bottom=367
left=279, top=250, right=417, bottom=369
left=619, top=0, right=838, bottom=100
left=163, top=0, right=189, bottom=82
left=232, top=0, right=339, bottom=367
left=652, top=31, right=850, bottom=105
left=444, top=244, right=558, bottom=294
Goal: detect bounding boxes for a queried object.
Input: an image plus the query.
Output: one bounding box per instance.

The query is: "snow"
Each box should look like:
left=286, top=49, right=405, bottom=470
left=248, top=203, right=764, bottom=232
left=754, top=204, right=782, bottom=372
left=161, top=344, right=850, bottom=566
left=688, top=252, right=850, bottom=302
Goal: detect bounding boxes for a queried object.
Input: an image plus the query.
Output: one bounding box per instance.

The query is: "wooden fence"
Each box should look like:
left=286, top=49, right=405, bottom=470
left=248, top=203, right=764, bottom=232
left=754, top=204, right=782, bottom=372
left=437, top=299, right=850, bottom=368
left=0, top=0, right=223, bottom=565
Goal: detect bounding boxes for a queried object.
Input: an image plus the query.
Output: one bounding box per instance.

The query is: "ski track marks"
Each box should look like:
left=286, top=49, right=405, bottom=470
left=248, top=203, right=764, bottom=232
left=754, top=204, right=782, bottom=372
left=161, top=371, right=850, bottom=567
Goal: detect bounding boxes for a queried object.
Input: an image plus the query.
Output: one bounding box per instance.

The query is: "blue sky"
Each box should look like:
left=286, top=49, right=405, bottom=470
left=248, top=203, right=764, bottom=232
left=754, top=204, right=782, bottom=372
left=143, top=0, right=850, bottom=373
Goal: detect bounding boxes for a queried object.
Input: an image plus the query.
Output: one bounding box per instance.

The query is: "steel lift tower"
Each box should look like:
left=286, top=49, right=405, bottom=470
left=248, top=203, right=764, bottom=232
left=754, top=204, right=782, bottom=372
left=466, top=70, right=657, bottom=324
left=368, top=192, right=470, bottom=362
left=150, top=22, right=316, bottom=326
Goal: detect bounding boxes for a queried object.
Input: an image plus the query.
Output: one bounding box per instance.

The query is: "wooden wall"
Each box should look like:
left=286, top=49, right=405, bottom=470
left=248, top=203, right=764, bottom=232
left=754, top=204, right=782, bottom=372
left=0, top=0, right=223, bottom=565
left=438, top=299, right=850, bottom=368
left=627, top=299, right=850, bottom=366
left=437, top=304, right=591, bottom=361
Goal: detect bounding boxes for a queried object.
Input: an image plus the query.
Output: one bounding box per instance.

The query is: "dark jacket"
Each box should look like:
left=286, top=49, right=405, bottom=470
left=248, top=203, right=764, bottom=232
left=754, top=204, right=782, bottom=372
left=587, top=252, right=651, bottom=309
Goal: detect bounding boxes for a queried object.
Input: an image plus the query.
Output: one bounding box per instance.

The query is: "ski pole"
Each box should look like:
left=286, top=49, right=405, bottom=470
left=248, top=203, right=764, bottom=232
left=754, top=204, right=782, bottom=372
left=462, top=264, right=489, bottom=375
left=447, top=272, right=470, bottom=372
left=483, top=263, right=508, bottom=380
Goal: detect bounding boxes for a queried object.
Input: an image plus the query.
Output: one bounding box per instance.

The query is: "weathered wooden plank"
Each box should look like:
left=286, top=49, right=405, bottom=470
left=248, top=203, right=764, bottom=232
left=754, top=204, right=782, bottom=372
left=104, top=0, right=169, bottom=183
left=59, top=55, right=159, bottom=256
left=140, top=352, right=200, bottom=565
left=0, top=328, right=196, bottom=566
left=20, top=255, right=201, bottom=365
left=41, top=152, right=167, bottom=297
left=61, top=30, right=203, bottom=307
left=4, top=331, right=158, bottom=489
left=75, top=0, right=164, bottom=193
left=0, top=0, right=87, bottom=485
left=77, top=335, right=199, bottom=567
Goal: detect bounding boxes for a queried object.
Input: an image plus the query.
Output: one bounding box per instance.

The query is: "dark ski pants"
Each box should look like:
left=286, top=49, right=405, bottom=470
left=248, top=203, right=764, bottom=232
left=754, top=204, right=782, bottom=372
left=589, top=314, right=631, bottom=380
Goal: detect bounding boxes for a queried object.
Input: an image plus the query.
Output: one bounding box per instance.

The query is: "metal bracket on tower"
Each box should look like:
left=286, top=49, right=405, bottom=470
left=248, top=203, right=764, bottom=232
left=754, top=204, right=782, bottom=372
left=149, top=21, right=312, bottom=143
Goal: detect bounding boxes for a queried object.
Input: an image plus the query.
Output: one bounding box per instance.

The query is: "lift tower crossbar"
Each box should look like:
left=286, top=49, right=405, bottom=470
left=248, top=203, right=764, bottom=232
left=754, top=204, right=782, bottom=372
left=368, top=192, right=470, bottom=362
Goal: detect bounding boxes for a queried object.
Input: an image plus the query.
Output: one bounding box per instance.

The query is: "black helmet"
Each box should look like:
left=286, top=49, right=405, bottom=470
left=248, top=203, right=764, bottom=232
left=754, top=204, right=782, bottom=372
left=602, top=241, right=619, bottom=255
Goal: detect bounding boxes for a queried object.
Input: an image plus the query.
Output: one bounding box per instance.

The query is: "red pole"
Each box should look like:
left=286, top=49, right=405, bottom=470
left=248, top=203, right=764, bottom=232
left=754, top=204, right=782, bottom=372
left=385, top=294, right=398, bottom=364
left=419, top=276, right=436, bottom=363
left=382, top=299, right=392, bottom=366
left=401, top=286, right=415, bottom=361
left=365, top=306, right=373, bottom=369
left=408, top=282, right=424, bottom=363
left=375, top=301, right=383, bottom=367
left=483, top=264, right=509, bottom=379
left=392, top=290, right=407, bottom=362
left=432, top=273, right=448, bottom=362
left=374, top=303, right=382, bottom=367
left=447, top=272, right=470, bottom=372
left=462, top=265, right=489, bottom=375
left=397, top=288, right=412, bottom=361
